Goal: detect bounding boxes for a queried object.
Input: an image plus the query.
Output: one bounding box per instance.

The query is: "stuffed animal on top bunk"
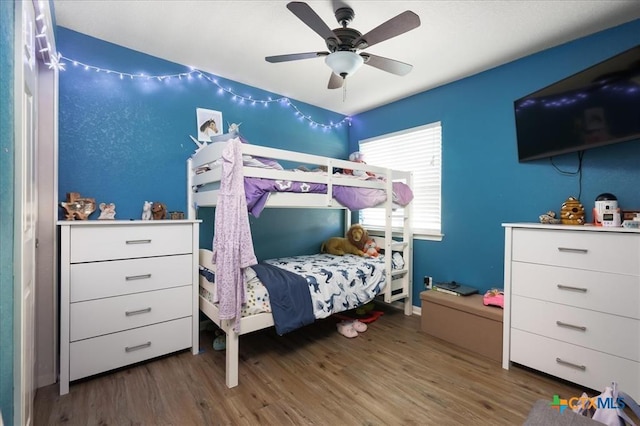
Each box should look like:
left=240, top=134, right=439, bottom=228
left=343, top=151, right=375, bottom=178
left=320, top=224, right=369, bottom=256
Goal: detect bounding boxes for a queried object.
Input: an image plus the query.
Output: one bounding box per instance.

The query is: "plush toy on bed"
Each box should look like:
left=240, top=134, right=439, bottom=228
left=363, top=238, right=380, bottom=257
left=343, top=151, right=374, bottom=177
left=320, top=224, right=369, bottom=256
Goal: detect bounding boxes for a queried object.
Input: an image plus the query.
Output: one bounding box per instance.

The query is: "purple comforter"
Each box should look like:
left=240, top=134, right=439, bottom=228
left=244, top=177, right=413, bottom=217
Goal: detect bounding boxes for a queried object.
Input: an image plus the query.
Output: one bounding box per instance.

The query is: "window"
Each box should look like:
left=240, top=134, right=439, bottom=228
left=359, top=122, right=442, bottom=238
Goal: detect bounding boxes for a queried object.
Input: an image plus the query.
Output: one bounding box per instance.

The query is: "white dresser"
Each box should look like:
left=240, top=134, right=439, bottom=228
left=502, top=223, right=639, bottom=400
left=58, top=220, right=200, bottom=395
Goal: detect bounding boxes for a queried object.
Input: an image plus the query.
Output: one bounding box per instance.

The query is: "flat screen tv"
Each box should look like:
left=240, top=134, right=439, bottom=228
left=514, top=45, right=640, bottom=162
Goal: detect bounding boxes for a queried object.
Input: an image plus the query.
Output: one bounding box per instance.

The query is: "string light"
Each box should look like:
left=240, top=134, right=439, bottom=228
left=57, top=54, right=352, bottom=130
left=31, top=0, right=350, bottom=131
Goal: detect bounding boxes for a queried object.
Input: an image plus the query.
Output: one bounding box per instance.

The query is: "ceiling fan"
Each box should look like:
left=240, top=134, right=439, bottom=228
left=265, top=1, right=421, bottom=89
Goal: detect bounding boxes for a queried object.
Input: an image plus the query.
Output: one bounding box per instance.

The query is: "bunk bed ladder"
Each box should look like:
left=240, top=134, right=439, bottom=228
left=382, top=170, right=413, bottom=316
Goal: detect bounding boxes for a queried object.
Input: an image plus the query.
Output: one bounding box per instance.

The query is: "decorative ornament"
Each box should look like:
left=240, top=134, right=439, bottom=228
left=560, top=196, right=585, bottom=225
left=98, top=202, right=116, bottom=220
left=539, top=210, right=561, bottom=224
left=60, top=192, right=96, bottom=220
left=141, top=201, right=153, bottom=220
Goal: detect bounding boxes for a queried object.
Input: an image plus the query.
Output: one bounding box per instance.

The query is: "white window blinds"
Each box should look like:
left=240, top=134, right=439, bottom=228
left=359, top=122, right=442, bottom=236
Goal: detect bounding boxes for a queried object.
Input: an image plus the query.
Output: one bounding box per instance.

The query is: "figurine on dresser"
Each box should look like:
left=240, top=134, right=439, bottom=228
left=60, top=192, right=96, bottom=220
left=141, top=201, right=153, bottom=220
left=98, top=203, right=116, bottom=220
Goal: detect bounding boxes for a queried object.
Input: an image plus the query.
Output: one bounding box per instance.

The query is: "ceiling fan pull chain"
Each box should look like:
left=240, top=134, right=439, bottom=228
left=343, top=78, right=347, bottom=102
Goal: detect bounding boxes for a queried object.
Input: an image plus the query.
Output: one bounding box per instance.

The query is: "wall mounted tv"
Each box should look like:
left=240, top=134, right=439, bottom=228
left=514, top=45, right=640, bottom=162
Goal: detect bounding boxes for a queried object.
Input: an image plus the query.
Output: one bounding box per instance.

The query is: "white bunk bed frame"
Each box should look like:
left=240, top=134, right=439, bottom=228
left=187, top=139, right=413, bottom=388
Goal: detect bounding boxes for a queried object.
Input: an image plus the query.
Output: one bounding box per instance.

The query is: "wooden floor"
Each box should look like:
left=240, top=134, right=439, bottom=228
left=35, top=305, right=591, bottom=425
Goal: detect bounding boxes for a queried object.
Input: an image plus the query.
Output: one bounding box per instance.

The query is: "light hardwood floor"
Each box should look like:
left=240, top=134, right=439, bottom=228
left=35, top=305, right=591, bottom=425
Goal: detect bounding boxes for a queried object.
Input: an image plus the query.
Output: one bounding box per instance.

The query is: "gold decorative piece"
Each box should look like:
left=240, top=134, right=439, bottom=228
left=560, top=196, right=585, bottom=225
left=169, top=211, right=184, bottom=220
left=60, top=192, right=96, bottom=220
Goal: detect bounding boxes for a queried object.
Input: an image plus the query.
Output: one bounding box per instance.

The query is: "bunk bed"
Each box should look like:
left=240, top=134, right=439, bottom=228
left=187, top=136, right=414, bottom=388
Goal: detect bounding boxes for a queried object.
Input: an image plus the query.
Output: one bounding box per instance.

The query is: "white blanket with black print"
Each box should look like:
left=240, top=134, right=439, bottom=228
left=263, top=253, right=387, bottom=320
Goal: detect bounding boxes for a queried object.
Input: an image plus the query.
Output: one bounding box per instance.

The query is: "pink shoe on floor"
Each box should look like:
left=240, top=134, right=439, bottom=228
left=351, top=320, right=367, bottom=333
left=483, top=289, right=504, bottom=308
left=336, top=321, right=358, bottom=338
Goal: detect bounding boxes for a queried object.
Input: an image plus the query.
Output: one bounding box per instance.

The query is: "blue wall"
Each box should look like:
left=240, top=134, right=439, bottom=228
left=0, top=1, right=15, bottom=423
left=351, top=19, right=640, bottom=303
left=57, top=28, right=349, bottom=260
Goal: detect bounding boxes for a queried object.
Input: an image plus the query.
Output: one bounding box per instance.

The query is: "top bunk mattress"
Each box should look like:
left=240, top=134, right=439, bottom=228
left=189, top=137, right=413, bottom=215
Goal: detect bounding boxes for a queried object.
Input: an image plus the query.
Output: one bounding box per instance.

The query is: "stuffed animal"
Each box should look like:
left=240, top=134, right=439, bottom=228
left=343, top=151, right=374, bottom=177
left=151, top=202, right=167, bottom=220
left=346, top=223, right=368, bottom=251
left=363, top=238, right=380, bottom=257
left=141, top=201, right=152, bottom=220
left=320, top=224, right=369, bottom=256
left=98, top=202, right=116, bottom=220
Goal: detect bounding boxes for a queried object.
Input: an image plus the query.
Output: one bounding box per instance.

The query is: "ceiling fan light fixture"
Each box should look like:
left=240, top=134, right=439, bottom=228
left=325, top=51, right=364, bottom=78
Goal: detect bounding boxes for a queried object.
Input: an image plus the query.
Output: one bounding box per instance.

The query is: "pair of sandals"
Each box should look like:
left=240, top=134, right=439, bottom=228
left=336, top=320, right=368, bottom=338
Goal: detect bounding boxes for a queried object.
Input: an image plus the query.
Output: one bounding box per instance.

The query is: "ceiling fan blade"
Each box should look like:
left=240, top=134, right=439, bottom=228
left=353, top=11, right=420, bottom=49
left=287, top=2, right=341, bottom=45
left=328, top=72, right=344, bottom=89
left=266, top=52, right=329, bottom=63
left=363, top=53, right=413, bottom=76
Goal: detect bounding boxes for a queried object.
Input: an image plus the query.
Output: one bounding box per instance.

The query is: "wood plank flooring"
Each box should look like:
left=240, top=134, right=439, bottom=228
left=35, top=305, right=593, bottom=425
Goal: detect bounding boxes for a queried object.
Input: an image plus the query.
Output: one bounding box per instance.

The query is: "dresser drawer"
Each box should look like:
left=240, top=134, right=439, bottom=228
left=69, top=317, right=192, bottom=381
left=70, top=224, right=192, bottom=263
left=511, top=228, right=640, bottom=275
left=70, top=286, right=192, bottom=341
left=511, top=296, right=639, bottom=361
left=511, top=262, right=640, bottom=319
left=511, top=329, right=639, bottom=400
left=70, top=254, right=192, bottom=302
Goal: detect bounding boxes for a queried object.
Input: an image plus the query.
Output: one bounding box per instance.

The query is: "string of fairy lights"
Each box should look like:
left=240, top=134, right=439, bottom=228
left=55, top=54, right=351, bottom=130
left=33, top=0, right=349, bottom=131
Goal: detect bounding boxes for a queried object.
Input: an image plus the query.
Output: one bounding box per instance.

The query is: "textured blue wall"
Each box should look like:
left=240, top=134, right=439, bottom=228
left=0, top=2, right=14, bottom=423
left=57, top=28, right=349, bottom=260
left=351, top=19, right=640, bottom=303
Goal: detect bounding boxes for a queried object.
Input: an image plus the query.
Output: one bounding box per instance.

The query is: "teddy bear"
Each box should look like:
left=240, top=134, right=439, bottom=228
left=320, top=224, right=369, bottom=256
left=151, top=202, right=167, bottom=220
left=98, top=202, right=116, bottom=220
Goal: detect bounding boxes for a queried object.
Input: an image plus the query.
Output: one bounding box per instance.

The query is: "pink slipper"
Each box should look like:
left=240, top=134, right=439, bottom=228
left=336, top=321, right=358, bottom=338
left=351, top=320, right=367, bottom=333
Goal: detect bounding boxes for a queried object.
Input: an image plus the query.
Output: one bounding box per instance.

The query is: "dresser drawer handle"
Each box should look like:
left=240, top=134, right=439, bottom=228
left=125, top=341, right=151, bottom=353
left=556, top=357, right=586, bottom=371
left=125, top=274, right=152, bottom=281
left=556, top=321, right=587, bottom=331
left=557, top=284, right=588, bottom=293
left=126, top=239, right=152, bottom=245
left=125, top=307, right=152, bottom=316
left=557, top=247, right=588, bottom=254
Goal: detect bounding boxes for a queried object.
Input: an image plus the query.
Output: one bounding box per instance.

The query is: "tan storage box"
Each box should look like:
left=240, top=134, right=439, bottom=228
left=420, top=290, right=503, bottom=363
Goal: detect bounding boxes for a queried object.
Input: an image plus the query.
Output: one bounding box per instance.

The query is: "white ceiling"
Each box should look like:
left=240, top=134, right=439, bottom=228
left=53, top=1, right=640, bottom=116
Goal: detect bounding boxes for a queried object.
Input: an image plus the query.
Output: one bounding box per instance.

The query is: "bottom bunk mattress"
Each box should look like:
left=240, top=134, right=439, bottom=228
left=199, top=251, right=388, bottom=335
